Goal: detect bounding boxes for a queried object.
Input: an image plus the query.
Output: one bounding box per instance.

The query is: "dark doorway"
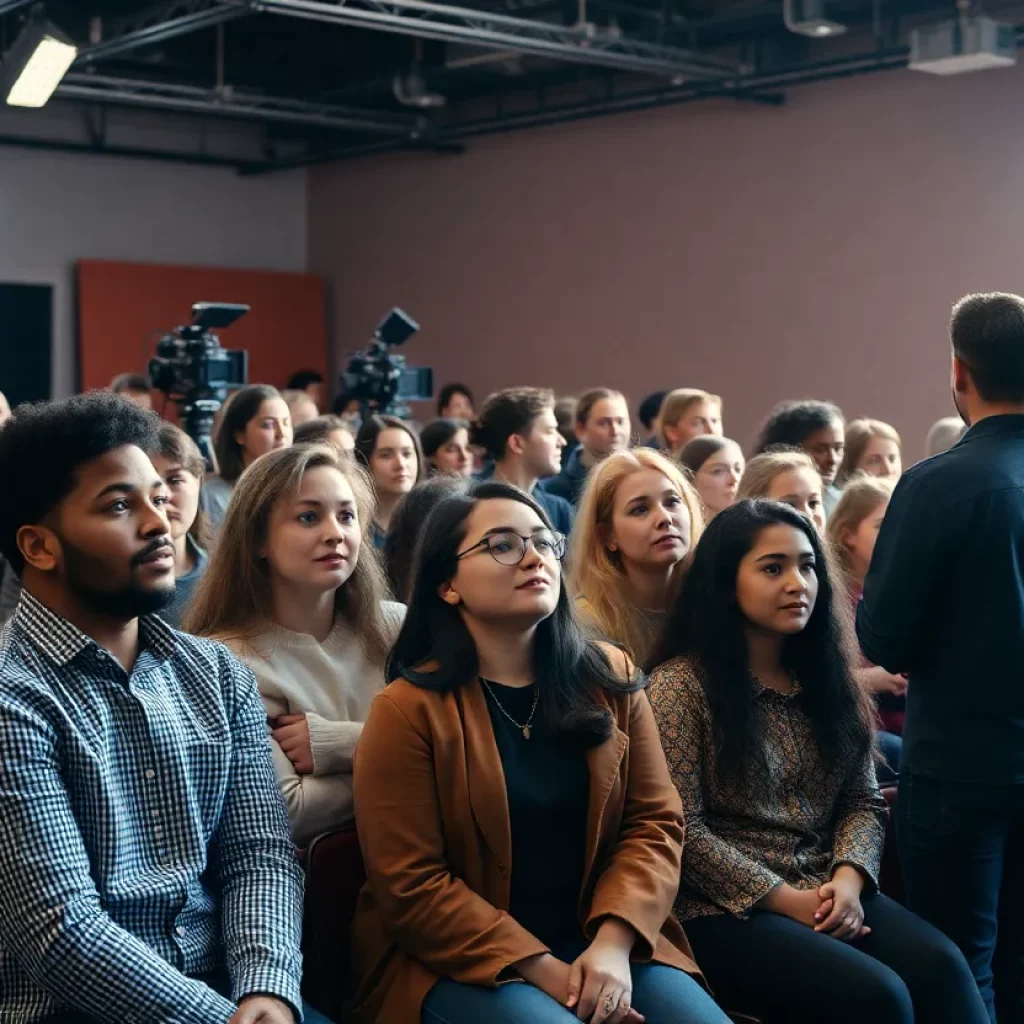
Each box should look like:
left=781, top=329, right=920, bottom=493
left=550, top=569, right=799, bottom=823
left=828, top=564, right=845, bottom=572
left=0, top=282, right=53, bottom=408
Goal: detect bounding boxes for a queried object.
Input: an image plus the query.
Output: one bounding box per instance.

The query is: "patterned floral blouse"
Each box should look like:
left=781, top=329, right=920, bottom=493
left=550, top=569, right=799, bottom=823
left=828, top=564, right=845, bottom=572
left=648, top=656, right=887, bottom=922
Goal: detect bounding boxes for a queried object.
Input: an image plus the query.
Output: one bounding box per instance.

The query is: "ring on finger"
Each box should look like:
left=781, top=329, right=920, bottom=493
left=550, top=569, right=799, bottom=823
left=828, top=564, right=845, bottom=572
left=603, top=993, right=617, bottom=1013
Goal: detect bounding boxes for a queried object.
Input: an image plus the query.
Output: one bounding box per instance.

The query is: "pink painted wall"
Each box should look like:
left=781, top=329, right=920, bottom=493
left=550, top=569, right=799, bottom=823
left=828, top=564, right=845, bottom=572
left=308, top=61, right=1024, bottom=457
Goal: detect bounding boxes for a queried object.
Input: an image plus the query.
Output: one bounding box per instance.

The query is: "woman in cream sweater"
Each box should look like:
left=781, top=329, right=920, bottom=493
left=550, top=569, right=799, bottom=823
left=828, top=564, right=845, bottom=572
left=187, top=442, right=404, bottom=847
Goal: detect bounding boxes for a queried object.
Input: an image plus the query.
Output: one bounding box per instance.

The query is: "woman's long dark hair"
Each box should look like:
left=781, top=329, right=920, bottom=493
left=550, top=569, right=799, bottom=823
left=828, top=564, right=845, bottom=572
left=390, top=481, right=639, bottom=748
left=213, top=384, right=283, bottom=483
left=647, top=499, right=873, bottom=783
left=354, top=414, right=424, bottom=484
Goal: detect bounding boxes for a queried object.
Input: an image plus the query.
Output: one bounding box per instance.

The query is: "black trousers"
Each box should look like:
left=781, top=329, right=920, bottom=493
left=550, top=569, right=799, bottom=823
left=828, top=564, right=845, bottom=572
left=897, top=772, right=1024, bottom=1023
left=684, top=893, right=987, bottom=1024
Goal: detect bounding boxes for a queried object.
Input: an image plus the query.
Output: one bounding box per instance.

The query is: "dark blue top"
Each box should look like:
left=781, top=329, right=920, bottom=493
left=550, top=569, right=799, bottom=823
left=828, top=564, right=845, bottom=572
left=542, top=446, right=589, bottom=506
left=857, top=415, right=1024, bottom=784
left=475, top=466, right=575, bottom=537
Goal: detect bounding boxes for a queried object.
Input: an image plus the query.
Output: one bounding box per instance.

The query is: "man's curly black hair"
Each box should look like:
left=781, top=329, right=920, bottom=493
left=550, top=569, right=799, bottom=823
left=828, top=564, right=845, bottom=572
left=754, top=399, right=844, bottom=455
left=0, top=391, right=161, bottom=575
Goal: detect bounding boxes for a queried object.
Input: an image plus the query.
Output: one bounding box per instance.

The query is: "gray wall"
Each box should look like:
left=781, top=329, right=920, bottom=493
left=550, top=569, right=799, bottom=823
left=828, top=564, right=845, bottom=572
left=0, top=142, right=307, bottom=397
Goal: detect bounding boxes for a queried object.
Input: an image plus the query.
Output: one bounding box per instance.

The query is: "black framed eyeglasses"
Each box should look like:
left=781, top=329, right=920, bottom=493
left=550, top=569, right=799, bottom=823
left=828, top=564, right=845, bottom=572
left=457, top=529, right=566, bottom=566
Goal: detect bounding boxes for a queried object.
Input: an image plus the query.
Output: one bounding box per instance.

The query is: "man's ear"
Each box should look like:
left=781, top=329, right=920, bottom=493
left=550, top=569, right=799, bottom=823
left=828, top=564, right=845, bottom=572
left=17, top=524, right=61, bottom=573
left=508, top=433, right=526, bottom=458
left=952, top=353, right=971, bottom=396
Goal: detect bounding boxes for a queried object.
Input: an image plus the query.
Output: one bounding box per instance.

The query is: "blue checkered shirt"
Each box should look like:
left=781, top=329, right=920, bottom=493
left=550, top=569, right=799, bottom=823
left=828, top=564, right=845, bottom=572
left=0, top=592, right=304, bottom=1023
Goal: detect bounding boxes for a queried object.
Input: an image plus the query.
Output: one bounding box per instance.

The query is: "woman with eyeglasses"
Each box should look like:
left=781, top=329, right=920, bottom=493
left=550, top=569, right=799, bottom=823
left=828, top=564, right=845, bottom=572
left=350, top=481, right=728, bottom=1024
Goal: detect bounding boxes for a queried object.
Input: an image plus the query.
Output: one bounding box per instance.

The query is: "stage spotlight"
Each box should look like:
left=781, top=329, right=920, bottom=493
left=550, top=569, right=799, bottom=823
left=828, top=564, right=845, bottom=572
left=2, top=6, right=77, bottom=108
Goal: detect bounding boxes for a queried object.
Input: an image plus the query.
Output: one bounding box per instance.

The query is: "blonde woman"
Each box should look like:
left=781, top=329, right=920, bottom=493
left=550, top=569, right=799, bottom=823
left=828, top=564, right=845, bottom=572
left=570, top=448, right=703, bottom=664
left=737, top=449, right=826, bottom=534
left=838, top=420, right=902, bottom=483
left=186, top=443, right=404, bottom=846
left=828, top=477, right=906, bottom=783
left=659, top=389, right=723, bottom=455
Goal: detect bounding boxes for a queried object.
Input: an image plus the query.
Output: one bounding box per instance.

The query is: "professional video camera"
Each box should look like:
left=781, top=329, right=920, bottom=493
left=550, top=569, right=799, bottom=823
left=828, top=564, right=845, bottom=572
left=341, top=308, right=433, bottom=420
left=148, top=302, right=249, bottom=468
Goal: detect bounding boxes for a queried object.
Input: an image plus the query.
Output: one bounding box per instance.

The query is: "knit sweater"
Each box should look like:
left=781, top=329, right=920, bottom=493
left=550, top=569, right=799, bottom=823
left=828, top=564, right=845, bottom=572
left=225, top=600, right=405, bottom=846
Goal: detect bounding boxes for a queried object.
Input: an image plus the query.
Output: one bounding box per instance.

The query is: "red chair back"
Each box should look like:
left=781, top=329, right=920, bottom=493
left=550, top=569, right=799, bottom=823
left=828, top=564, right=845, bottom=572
left=302, top=828, right=366, bottom=1021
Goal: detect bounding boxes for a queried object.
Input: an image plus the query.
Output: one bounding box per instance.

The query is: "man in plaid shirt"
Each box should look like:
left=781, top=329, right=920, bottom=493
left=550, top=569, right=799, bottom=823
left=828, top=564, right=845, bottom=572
left=0, top=393, right=333, bottom=1024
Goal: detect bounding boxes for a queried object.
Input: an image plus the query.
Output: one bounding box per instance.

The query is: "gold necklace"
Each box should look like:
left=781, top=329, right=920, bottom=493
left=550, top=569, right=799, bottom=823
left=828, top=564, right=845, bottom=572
left=480, top=677, right=539, bottom=740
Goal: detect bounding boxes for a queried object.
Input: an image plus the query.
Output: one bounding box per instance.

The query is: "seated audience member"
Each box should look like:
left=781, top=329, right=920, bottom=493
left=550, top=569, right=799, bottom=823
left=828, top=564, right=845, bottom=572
left=554, top=394, right=579, bottom=469
left=659, top=389, right=723, bottom=455
left=755, top=400, right=845, bottom=514
left=151, top=423, right=211, bottom=629
left=294, top=414, right=356, bottom=455
left=204, top=384, right=293, bottom=529
left=0, top=392, right=328, bottom=1024
left=473, top=387, right=574, bottom=537
left=838, top=419, right=902, bottom=483
left=354, top=414, right=423, bottom=548
left=282, top=388, right=320, bottom=428
left=925, top=415, right=966, bottom=457
left=109, top=372, right=153, bottom=410
left=286, top=369, right=324, bottom=410
left=420, top=417, right=474, bottom=478
left=679, top=436, right=746, bottom=520
left=570, top=448, right=703, bottom=665
left=437, top=381, right=476, bottom=421
left=638, top=390, right=668, bottom=449
left=384, top=475, right=470, bottom=602
left=330, top=389, right=364, bottom=432
left=827, top=477, right=904, bottom=782
left=187, top=443, right=403, bottom=847
left=350, top=482, right=729, bottom=1024
left=646, top=500, right=986, bottom=1024
left=0, top=388, right=10, bottom=426
left=737, top=449, right=826, bottom=534
left=545, top=388, right=631, bottom=505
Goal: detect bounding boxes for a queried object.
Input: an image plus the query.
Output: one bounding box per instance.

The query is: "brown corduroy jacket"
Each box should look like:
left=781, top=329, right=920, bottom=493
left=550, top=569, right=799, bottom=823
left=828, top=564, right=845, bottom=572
left=348, top=672, right=703, bottom=1023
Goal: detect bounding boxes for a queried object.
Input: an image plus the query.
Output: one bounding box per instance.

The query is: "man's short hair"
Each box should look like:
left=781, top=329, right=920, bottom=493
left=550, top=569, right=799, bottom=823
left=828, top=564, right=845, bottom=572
left=575, top=388, right=624, bottom=427
left=0, top=392, right=161, bottom=574
left=110, top=372, right=151, bottom=395
left=638, top=391, right=668, bottom=432
left=472, top=387, right=555, bottom=461
left=286, top=369, right=324, bottom=391
left=951, top=292, right=1024, bottom=403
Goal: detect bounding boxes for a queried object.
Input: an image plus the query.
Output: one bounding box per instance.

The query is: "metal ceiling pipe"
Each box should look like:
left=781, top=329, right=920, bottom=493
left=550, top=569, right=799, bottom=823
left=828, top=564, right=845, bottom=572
left=55, top=75, right=422, bottom=135
left=249, top=0, right=741, bottom=78
left=76, top=3, right=251, bottom=64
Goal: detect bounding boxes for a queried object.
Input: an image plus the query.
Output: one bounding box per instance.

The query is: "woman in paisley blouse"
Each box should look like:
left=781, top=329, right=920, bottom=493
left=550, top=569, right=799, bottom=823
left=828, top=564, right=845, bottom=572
left=646, top=500, right=986, bottom=1024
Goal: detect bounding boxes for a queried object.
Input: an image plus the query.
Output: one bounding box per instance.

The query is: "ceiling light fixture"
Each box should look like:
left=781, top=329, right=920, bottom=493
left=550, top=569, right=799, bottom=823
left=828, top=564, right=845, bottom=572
left=783, top=0, right=847, bottom=38
left=2, top=6, right=77, bottom=108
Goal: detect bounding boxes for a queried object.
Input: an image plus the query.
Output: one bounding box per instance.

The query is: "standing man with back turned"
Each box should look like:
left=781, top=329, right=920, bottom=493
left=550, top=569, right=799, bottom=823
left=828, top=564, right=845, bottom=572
left=857, top=292, right=1024, bottom=1023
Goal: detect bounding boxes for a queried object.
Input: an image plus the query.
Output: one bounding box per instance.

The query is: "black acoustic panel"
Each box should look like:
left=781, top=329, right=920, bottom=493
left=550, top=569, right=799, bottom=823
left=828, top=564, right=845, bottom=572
left=0, top=282, right=52, bottom=408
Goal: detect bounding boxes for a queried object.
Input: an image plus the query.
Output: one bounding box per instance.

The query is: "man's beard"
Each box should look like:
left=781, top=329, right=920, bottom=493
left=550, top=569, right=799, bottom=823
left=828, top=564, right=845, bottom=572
left=62, top=536, right=176, bottom=619
left=952, top=386, right=971, bottom=428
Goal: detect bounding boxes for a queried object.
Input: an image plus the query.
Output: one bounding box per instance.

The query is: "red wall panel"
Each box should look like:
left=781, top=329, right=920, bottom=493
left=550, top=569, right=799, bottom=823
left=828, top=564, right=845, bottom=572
left=77, top=260, right=328, bottom=401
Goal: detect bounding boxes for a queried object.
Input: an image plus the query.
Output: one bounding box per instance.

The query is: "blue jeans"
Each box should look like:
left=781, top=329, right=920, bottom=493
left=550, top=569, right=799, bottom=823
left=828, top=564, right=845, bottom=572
left=897, top=772, right=1024, bottom=1023
left=421, top=938, right=729, bottom=1024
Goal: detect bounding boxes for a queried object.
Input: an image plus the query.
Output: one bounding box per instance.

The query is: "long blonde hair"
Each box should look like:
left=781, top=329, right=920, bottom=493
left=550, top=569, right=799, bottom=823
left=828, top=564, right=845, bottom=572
left=737, top=448, right=820, bottom=501
left=826, top=475, right=894, bottom=591
left=185, top=443, right=391, bottom=663
left=838, top=418, right=901, bottom=484
left=569, top=447, right=703, bottom=663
